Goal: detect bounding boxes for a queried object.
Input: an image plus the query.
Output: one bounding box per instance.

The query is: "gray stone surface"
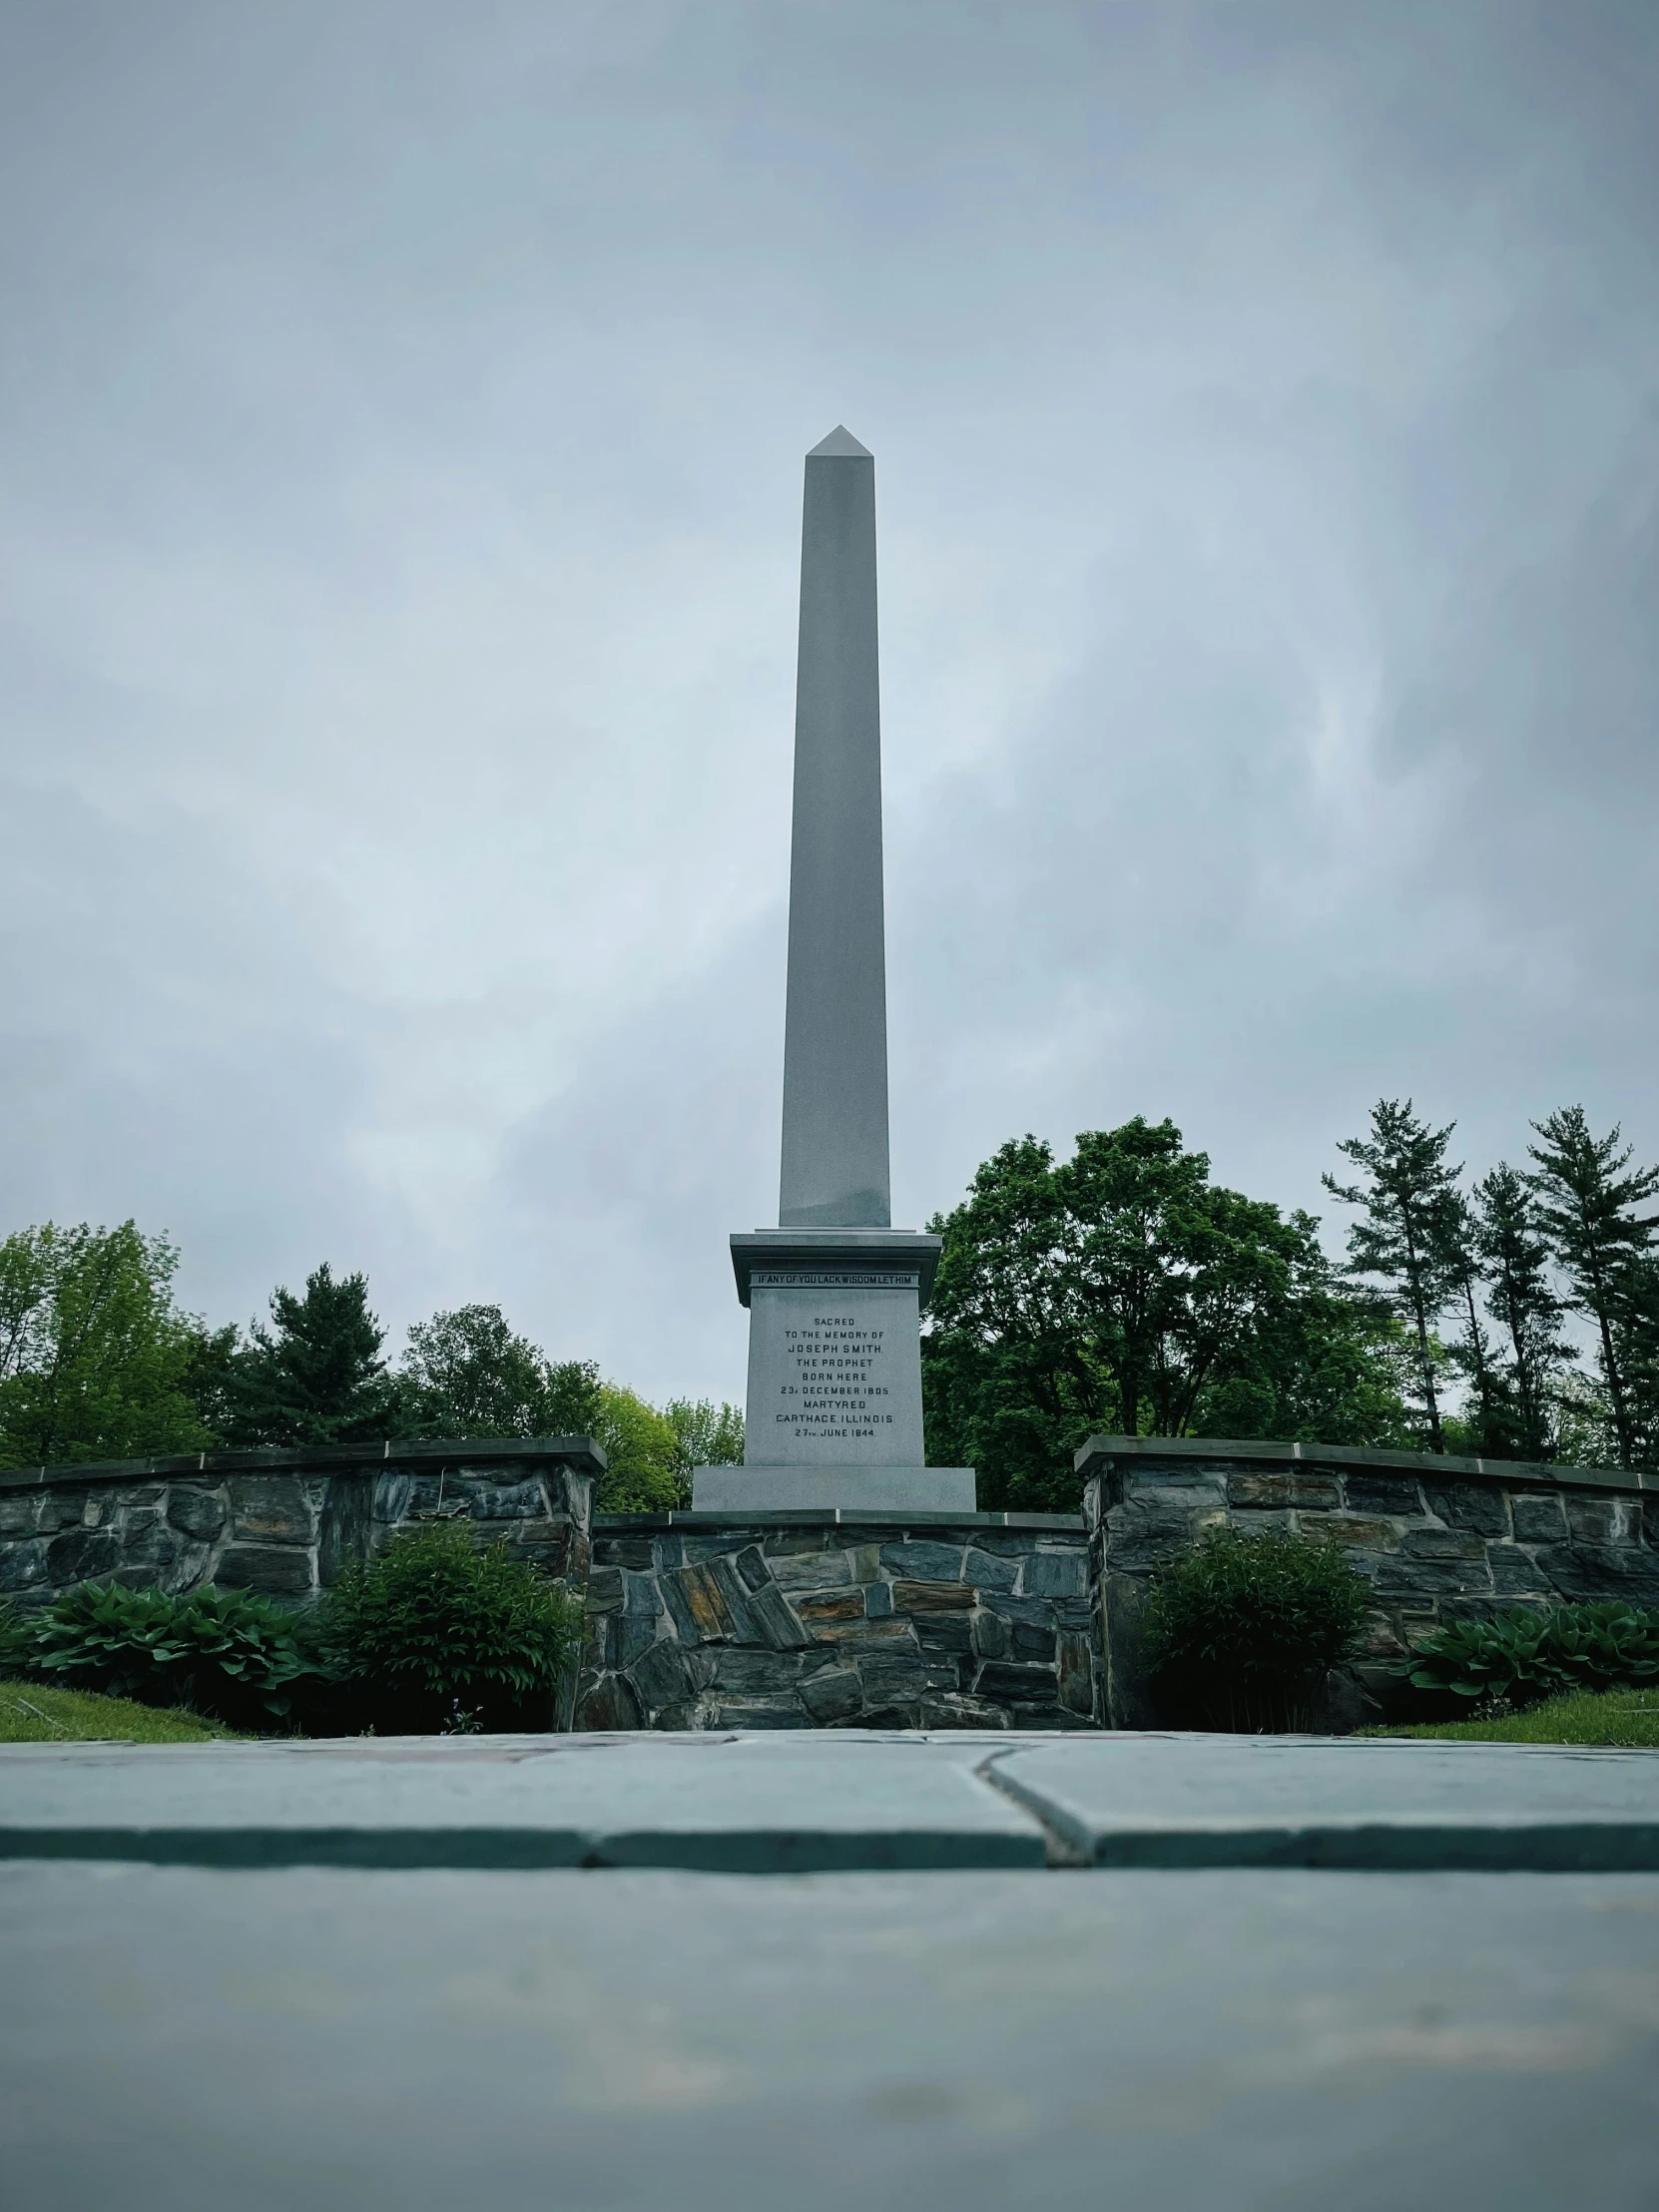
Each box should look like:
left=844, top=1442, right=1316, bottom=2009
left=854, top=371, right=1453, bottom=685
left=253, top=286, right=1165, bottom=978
left=741, top=1264, right=927, bottom=1466
left=6, top=1862, right=1659, bottom=2209
left=9, top=1731, right=1659, bottom=1875
left=0, top=1439, right=601, bottom=1621
left=1078, top=1433, right=1659, bottom=1726
left=992, top=1732, right=1659, bottom=1869
left=730, top=431, right=970, bottom=1510
left=0, top=1734, right=1046, bottom=1872
left=693, top=1465, right=976, bottom=1511
left=778, top=424, right=889, bottom=1231
left=578, top=1516, right=1091, bottom=1728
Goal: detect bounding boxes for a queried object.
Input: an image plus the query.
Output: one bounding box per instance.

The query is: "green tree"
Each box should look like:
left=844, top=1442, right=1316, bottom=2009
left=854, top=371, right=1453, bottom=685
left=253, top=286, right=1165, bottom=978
left=0, top=1222, right=214, bottom=1468
left=662, top=1396, right=744, bottom=1478
left=593, top=1384, right=685, bottom=1511
left=1471, top=1162, right=1573, bottom=1460
left=395, top=1304, right=602, bottom=1440
left=223, top=1264, right=398, bottom=1447
left=180, top=1322, right=244, bottom=1441
left=1324, top=1099, right=1464, bottom=1452
left=922, top=1135, right=1110, bottom=1511
left=1442, top=1191, right=1506, bottom=1454
left=924, top=1119, right=1409, bottom=1510
left=1526, top=1107, right=1659, bottom=1468
left=1195, top=1266, right=1413, bottom=1450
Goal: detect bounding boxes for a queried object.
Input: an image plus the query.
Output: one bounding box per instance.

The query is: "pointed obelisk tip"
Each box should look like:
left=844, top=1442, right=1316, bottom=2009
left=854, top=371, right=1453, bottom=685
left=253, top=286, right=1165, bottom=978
left=807, top=424, right=872, bottom=459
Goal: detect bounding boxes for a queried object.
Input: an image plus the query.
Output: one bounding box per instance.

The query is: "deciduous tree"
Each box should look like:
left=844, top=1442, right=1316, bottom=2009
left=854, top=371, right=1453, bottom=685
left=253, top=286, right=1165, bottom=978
left=0, top=1222, right=213, bottom=1467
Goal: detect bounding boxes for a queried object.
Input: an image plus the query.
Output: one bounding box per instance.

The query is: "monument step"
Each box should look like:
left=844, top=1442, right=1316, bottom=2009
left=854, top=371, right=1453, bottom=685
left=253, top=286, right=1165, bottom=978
left=4, top=1731, right=1659, bottom=1875
left=691, top=1465, right=977, bottom=1511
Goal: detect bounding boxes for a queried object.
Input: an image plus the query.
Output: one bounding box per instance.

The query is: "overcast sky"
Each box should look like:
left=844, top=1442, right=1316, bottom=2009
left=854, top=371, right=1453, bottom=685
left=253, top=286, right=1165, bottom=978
left=1, top=0, right=1655, bottom=1406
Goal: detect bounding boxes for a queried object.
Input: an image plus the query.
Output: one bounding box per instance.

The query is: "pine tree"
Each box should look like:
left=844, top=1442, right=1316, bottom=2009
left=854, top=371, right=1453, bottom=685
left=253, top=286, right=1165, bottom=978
left=1443, top=1192, right=1502, bottom=1452
left=225, top=1264, right=398, bottom=1447
left=1471, top=1161, right=1572, bottom=1460
left=1324, top=1100, right=1464, bottom=1452
left=1526, top=1107, right=1659, bottom=1468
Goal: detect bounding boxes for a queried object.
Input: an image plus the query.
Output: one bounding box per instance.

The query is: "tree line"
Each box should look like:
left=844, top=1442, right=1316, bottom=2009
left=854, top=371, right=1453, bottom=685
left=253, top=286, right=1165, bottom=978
left=0, top=1236, right=741, bottom=1511
left=922, top=1100, right=1659, bottom=1511
left=7, top=1094, right=1651, bottom=1517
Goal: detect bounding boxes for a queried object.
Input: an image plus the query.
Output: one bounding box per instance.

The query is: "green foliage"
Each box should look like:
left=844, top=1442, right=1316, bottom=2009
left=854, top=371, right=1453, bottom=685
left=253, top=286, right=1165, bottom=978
left=0, top=1222, right=215, bottom=1469
left=593, top=1383, right=687, bottom=1509
left=1324, top=1099, right=1465, bottom=1451
left=1139, top=1529, right=1372, bottom=1732
left=1394, top=1601, right=1659, bottom=1708
left=1470, top=1163, right=1573, bottom=1459
left=221, top=1264, right=399, bottom=1447
left=320, top=1521, right=581, bottom=1727
left=12, top=1582, right=318, bottom=1722
left=0, top=1680, right=242, bottom=1743
left=662, top=1396, right=744, bottom=1476
left=923, top=1122, right=1409, bottom=1510
left=1526, top=1108, right=1659, bottom=1468
left=1367, top=1686, right=1659, bottom=1748
left=395, top=1304, right=603, bottom=1440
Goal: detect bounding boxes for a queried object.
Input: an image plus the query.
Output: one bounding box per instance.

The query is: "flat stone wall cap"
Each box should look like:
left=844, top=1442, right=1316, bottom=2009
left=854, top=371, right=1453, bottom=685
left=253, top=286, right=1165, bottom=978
left=985, top=1735, right=1659, bottom=1872
left=593, top=1508, right=1085, bottom=1531
left=1072, top=1432, right=1639, bottom=1494
left=0, top=1435, right=607, bottom=1491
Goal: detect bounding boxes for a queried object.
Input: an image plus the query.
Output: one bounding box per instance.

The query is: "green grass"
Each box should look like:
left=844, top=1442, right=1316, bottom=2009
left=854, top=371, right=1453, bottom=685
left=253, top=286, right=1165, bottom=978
left=0, top=1680, right=243, bottom=1744
left=1366, top=1687, right=1659, bottom=1748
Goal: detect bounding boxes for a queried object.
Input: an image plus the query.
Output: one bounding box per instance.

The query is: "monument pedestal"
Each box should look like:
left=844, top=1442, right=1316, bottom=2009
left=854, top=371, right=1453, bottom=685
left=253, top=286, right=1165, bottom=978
left=691, top=1229, right=976, bottom=1514
left=691, top=1465, right=977, bottom=1512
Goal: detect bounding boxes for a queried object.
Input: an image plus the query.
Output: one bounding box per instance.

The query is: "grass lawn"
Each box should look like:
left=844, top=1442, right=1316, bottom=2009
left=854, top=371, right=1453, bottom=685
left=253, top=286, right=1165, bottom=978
left=0, top=1680, right=242, bottom=1744
left=1367, top=1687, right=1659, bottom=1748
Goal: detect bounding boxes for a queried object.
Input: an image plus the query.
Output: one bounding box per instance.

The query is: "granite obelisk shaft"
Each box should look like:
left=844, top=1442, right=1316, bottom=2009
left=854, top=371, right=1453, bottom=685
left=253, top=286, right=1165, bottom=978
left=778, top=424, right=891, bottom=1230
left=693, top=426, right=974, bottom=1512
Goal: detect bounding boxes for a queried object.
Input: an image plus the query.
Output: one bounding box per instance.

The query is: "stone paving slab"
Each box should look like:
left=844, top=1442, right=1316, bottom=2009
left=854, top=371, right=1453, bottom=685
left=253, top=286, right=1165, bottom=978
left=987, top=1732, right=1659, bottom=1870
left=5, top=1861, right=1659, bottom=2211
left=0, top=1732, right=1048, bottom=1872
left=7, top=1729, right=1659, bottom=1873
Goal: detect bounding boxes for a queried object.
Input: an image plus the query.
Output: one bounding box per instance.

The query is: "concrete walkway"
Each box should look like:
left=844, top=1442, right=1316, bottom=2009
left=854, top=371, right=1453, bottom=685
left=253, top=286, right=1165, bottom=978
left=6, top=1732, right=1659, bottom=2210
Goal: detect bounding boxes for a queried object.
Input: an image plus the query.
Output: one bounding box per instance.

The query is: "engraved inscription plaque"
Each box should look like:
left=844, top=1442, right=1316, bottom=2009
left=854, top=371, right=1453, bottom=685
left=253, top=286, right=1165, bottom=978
left=745, top=1269, right=925, bottom=1467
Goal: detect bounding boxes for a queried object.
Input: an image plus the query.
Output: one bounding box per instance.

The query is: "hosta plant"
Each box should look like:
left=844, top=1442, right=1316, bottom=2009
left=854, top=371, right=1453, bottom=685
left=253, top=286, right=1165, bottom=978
left=18, top=1581, right=320, bottom=1723
left=1395, top=1601, right=1659, bottom=1708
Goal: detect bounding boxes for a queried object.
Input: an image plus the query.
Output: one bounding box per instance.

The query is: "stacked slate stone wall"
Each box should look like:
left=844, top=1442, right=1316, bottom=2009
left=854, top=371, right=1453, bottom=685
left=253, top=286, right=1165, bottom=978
left=1080, top=1435, right=1659, bottom=1728
left=576, top=1512, right=1095, bottom=1730
left=0, top=1439, right=600, bottom=1612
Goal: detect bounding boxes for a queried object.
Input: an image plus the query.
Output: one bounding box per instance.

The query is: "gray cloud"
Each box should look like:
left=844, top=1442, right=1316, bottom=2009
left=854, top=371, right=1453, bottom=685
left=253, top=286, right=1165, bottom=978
left=1, top=1, right=1654, bottom=1401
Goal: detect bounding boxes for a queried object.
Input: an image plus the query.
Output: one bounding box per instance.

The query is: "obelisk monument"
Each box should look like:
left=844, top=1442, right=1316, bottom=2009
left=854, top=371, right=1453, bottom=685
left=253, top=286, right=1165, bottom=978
left=693, top=430, right=976, bottom=1513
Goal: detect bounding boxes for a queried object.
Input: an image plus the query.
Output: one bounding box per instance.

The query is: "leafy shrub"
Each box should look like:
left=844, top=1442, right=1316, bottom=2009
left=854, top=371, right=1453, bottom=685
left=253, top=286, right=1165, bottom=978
left=1140, top=1529, right=1372, bottom=1732
left=1394, top=1602, right=1659, bottom=1709
left=319, top=1521, right=582, bottom=1731
left=15, top=1581, right=319, bottom=1724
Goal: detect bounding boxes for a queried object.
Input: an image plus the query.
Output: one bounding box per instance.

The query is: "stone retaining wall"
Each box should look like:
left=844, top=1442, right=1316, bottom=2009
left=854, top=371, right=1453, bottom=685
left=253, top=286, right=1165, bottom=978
left=0, top=1439, right=601, bottom=1610
left=575, top=1511, right=1095, bottom=1730
left=9, top=1433, right=1658, bottom=1734
left=1079, top=1435, right=1659, bottom=1727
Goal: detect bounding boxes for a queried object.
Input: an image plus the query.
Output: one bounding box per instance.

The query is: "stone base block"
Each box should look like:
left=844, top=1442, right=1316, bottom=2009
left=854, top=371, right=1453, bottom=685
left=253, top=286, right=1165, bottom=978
left=691, top=1464, right=978, bottom=1512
